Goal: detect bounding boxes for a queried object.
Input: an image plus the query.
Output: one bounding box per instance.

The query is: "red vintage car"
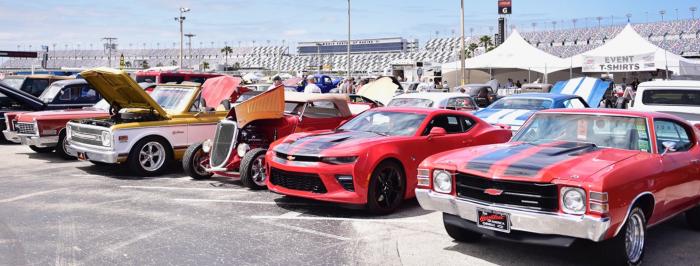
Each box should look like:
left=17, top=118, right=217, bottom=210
left=265, top=107, right=512, bottom=213
left=415, top=108, right=700, bottom=265
left=183, top=87, right=355, bottom=189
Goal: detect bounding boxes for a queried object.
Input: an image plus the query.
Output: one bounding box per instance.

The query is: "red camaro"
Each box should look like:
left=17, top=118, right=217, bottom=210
left=416, top=109, right=700, bottom=265
left=265, top=107, right=512, bottom=213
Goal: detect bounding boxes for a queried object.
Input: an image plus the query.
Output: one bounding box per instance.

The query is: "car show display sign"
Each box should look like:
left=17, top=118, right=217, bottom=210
left=498, top=0, right=512, bottom=14
left=582, top=52, right=656, bottom=72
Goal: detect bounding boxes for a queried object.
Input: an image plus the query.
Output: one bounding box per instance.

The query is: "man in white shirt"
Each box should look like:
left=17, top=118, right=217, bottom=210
left=304, top=75, right=322, bottom=93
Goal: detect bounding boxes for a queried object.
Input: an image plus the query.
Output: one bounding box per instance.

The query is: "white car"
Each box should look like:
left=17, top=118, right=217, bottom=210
left=387, top=92, right=479, bottom=111
left=631, top=80, right=700, bottom=124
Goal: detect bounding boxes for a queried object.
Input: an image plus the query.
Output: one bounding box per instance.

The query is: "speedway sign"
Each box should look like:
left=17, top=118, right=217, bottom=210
left=582, top=52, right=656, bottom=72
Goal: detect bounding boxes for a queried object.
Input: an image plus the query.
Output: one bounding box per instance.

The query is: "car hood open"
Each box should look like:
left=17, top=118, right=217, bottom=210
left=80, top=68, right=167, bottom=118
left=357, top=77, right=400, bottom=106
left=0, top=81, right=45, bottom=111
left=233, top=85, right=285, bottom=128
left=428, top=141, right=640, bottom=183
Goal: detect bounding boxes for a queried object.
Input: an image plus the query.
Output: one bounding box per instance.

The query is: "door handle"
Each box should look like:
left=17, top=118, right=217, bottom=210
left=462, top=139, right=473, bottom=144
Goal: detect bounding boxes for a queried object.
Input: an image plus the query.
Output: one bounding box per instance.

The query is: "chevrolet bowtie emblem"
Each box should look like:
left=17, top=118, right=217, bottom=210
left=287, top=155, right=296, bottom=161
left=484, top=188, right=504, bottom=196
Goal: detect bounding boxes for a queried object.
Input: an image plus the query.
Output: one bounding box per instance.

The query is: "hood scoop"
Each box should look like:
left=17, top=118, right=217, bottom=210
left=503, top=142, right=598, bottom=177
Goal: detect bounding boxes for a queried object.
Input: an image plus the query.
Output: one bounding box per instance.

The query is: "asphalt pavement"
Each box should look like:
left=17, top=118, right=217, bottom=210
left=0, top=143, right=698, bottom=266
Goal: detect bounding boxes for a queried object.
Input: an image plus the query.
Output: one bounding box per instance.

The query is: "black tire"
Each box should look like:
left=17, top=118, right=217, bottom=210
left=686, top=205, right=700, bottom=230
left=239, top=148, right=268, bottom=190
left=602, top=207, right=647, bottom=265
left=55, top=130, right=75, bottom=160
left=126, top=137, right=173, bottom=177
left=366, top=160, right=406, bottom=214
left=29, top=145, right=54, bottom=153
left=443, top=213, right=482, bottom=242
left=182, top=142, right=213, bottom=180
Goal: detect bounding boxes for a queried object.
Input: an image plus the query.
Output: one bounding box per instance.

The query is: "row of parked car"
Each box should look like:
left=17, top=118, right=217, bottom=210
left=1, top=69, right=699, bottom=265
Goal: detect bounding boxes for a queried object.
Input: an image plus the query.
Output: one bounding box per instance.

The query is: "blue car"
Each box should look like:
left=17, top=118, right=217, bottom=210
left=474, top=93, right=589, bottom=132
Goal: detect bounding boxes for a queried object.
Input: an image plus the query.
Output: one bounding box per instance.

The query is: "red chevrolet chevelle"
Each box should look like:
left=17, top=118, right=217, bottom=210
left=416, top=109, right=700, bottom=265
left=265, top=107, right=512, bottom=213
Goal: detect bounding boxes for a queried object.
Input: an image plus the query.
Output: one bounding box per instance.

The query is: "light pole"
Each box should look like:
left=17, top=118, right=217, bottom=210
left=626, top=13, right=632, bottom=23
left=102, top=37, right=117, bottom=68
left=460, top=0, right=465, bottom=86
left=185, top=33, right=195, bottom=68
left=347, top=0, right=351, bottom=82
left=659, top=10, right=666, bottom=22
left=316, top=43, right=321, bottom=74
left=691, top=7, right=698, bottom=19
left=596, top=16, right=603, bottom=27
left=572, top=18, right=577, bottom=28
left=174, top=7, right=190, bottom=69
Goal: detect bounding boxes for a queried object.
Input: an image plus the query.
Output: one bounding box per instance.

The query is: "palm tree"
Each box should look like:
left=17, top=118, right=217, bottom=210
left=220, top=46, right=233, bottom=66
left=466, top=43, right=479, bottom=58
left=170, top=60, right=177, bottom=66
left=201, top=61, right=210, bottom=71
left=141, top=60, right=149, bottom=69
left=479, top=35, right=493, bottom=51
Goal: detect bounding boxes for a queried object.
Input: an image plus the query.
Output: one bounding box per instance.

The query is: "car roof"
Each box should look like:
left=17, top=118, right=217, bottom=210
left=392, top=92, right=472, bottom=101
left=638, top=80, right=700, bottom=88
left=364, top=106, right=469, bottom=115
left=502, top=93, right=577, bottom=101
left=539, top=108, right=689, bottom=121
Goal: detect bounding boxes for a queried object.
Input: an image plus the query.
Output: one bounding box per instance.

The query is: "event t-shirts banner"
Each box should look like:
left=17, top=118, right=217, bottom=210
left=582, top=52, right=655, bottom=72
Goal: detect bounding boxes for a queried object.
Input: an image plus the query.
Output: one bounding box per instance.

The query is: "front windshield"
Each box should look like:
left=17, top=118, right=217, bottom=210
left=38, top=82, right=63, bottom=103
left=339, top=110, right=427, bottom=136
left=1, top=77, right=25, bottom=89
left=490, top=98, right=553, bottom=110
left=387, top=98, right=433, bottom=108
left=148, top=86, right=196, bottom=112
left=513, top=113, right=651, bottom=152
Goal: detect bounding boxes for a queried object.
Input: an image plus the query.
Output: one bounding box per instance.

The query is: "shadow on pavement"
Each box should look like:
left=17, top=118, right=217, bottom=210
left=272, top=196, right=433, bottom=220
left=75, top=162, right=186, bottom=180
left=19, top=151, right=78, bottom=164
left=442, top=215, right=698, bottom=265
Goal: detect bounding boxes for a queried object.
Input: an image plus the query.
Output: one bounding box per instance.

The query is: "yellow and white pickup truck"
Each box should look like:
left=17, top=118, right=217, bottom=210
left=66, top=68, right=240, bottom=176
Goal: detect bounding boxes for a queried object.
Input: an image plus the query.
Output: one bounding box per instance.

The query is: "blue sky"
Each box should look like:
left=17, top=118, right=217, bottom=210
left=0, top=0, right=698, bottom=51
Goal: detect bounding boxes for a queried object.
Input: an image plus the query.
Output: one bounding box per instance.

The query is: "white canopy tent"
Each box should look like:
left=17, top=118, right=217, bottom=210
left=443, top=30, right=570, bottom=75
left=568, top=24, right=700, bottom=76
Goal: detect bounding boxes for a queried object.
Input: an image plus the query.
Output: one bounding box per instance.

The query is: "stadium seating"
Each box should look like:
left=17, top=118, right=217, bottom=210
left=2, top=19, right=698, bottom=73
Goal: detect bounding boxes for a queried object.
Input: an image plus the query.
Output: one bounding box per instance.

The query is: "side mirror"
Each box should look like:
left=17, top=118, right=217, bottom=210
left=694, top=123, right=700, bottom=132
left=661, top=141, right=677, bottom=156
left=427, top=127, right=447, bottom=140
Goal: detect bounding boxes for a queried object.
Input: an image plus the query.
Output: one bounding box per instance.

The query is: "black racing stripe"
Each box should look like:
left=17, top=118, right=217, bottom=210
left=466, top=143, right=534, bottom=173
left=291, top=131, right=378, bottom=155
left=503, top=142, right=597, bottom=177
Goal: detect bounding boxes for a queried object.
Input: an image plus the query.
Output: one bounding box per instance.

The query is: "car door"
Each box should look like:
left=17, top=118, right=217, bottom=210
left=296, top=100, right=346, bottom=132
left=416, top=114, right=477, bottom=162
left=654, top=119, right=699, bottom=216
left=186, top=93, right=226, bottom=144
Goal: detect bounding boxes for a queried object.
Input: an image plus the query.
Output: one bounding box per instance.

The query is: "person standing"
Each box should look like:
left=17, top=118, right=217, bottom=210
left=268, top=76, right=283, bottom=90
left=340, top=77, right=354, bottom=94
left=304, top=75, right=322, bottom=93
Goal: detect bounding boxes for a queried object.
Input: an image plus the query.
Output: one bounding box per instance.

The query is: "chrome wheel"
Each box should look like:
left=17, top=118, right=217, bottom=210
left=625, top=212, right=645, bottom=264
left=139, top=142, right=166, bottom=172
left=251, top=154, right=266, bottom=187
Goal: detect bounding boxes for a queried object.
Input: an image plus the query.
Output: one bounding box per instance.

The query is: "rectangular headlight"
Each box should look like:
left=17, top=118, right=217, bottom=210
left=101, top=131, right=112, bottom=147
left=417, top=168, right=430, bottom=188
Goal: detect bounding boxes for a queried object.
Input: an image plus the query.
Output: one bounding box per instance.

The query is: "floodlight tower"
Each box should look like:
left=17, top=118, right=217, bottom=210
left=175, top=7, right=190, bottom=69
left=102, top=37, right=118, bottom=68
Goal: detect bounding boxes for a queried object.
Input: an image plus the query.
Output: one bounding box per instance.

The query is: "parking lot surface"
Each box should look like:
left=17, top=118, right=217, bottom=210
left=0, top=143, right=698, bottom=265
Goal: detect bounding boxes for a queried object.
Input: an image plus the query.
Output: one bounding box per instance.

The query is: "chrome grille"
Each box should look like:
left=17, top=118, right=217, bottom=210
left=210, top=121, right=238, bottom=167
left=15, top=122, right=36, bottom=135
left=69, top=124, right=103, bottom=146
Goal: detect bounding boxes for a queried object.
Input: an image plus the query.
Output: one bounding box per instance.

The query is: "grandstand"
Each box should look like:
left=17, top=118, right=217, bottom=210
left=1, top=18, right=699, bottom=74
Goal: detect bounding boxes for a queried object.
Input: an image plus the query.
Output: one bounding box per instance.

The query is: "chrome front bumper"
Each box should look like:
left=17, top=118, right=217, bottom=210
left=66, top=140, right=121, bottom=163
left=19, top=135, right=58, bottom=148
left=415, top=189, right=611, bottom=242
left=2, top=130, right=21, bottom=143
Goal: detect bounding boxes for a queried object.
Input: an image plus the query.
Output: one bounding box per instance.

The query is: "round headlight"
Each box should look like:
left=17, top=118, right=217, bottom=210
left=432, top=170, right=452, bottom=194
left=201, top=139, right=212, bottom=153
left=237, top=143, right=250, bottom=158
left=561, top=187, right=586, bottom=214
left=101, top=131, right=111, bottom=147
